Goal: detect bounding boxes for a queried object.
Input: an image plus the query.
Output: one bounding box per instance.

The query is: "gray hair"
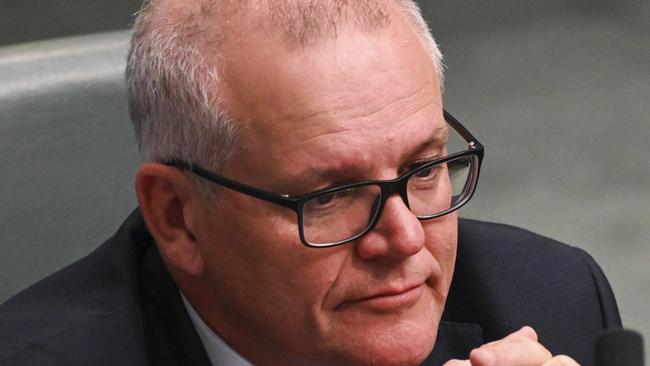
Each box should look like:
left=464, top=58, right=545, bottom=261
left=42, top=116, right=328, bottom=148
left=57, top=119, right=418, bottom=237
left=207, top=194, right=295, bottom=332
left=126, top=0, right=444, bottom=190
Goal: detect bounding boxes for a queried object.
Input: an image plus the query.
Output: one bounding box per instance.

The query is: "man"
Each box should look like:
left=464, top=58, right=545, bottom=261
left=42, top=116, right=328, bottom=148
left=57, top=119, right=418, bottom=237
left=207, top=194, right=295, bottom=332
left=0, top=0, right=620, bottom=365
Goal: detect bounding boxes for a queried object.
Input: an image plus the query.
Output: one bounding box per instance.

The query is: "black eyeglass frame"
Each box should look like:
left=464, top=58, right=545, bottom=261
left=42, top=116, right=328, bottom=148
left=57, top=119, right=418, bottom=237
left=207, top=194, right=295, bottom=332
left=164, top=110, right=484, bottom=248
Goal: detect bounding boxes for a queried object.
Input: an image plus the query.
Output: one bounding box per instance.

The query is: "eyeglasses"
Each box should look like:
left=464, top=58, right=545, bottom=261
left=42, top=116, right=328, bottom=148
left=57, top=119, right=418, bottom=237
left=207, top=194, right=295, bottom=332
left=164, top=110, right=484, bottom=248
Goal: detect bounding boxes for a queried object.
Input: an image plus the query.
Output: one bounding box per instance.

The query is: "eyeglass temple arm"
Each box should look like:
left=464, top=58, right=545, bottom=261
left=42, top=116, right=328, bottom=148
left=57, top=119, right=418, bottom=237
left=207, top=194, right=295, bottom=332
left=163, top=159, right=300, bottom=209
left=443, top=110, right=483, bottom=149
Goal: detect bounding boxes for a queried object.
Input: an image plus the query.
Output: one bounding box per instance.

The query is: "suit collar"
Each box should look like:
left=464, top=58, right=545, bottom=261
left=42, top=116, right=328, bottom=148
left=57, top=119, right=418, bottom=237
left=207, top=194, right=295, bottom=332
left=138, top=237, right=213, bottom=366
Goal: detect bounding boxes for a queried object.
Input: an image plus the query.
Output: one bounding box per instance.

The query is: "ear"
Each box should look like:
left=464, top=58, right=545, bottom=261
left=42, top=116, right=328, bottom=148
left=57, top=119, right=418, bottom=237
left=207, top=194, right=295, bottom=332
left=135, top=162, right=205, bottom=276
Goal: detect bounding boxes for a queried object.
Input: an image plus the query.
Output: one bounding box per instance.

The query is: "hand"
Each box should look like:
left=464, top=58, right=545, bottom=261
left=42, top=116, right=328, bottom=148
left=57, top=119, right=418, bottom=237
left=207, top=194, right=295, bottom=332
left=443, top=326, right=580, bottom=366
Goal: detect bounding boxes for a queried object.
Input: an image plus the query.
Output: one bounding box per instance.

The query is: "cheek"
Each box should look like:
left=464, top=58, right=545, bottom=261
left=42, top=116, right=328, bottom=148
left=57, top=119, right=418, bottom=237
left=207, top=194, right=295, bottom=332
left=423, top=213, right=458, bottom=286
left=198, top=197, right=349, bottom=342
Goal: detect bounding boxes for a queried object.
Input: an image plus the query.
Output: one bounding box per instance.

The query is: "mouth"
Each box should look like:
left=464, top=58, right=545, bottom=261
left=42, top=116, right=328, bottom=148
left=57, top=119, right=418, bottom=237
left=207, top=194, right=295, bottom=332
left=337, top=283, right=425, bottom=312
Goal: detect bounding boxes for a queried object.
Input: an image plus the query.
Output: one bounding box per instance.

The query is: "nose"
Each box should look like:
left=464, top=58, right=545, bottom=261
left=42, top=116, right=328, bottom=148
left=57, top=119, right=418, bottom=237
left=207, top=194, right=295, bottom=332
left=355, top=194, right=426, bottom=260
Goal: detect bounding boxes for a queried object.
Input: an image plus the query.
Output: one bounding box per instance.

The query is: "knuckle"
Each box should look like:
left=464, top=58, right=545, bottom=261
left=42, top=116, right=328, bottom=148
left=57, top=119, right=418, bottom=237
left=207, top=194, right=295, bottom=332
left=520, top=325, right=539, bottom=339
left=547, top=354, right=579, bottom=366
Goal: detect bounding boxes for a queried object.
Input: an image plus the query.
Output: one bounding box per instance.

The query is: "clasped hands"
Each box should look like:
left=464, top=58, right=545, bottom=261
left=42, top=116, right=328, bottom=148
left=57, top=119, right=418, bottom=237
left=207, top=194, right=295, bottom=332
left=444, top=326, right=580, bottom=366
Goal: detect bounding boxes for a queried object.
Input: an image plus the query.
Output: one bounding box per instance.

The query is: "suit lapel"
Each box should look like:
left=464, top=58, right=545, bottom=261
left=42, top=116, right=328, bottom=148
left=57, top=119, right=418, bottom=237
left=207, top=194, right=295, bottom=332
left=138, top=242, right=213, bottom=366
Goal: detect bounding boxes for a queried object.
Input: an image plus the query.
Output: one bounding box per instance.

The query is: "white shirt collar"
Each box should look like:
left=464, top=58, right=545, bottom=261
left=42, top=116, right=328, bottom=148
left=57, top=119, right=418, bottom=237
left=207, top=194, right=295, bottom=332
left=180, top=293, right=254, bottom=366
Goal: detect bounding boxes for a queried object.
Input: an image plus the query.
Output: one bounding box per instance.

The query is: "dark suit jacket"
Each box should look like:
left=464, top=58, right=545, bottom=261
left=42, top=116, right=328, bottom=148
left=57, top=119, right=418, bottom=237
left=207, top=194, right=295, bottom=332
left=0, top=209, right=621, bottom=365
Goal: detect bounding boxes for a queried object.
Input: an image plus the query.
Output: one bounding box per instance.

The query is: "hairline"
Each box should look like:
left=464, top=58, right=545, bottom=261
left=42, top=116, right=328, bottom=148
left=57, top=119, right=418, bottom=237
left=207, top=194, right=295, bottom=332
left=126, top=0, right=445, bottom=196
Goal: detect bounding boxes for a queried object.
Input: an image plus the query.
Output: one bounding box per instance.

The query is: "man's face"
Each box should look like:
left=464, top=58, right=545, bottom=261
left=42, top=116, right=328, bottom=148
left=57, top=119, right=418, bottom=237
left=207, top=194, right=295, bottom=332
left=191, top=16, right=457, bottom=366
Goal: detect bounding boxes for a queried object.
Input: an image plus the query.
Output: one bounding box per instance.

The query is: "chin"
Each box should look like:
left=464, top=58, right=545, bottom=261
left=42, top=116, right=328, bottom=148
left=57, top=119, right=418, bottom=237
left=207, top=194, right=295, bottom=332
left=341, top=336, right=435, bottom=366
left=324, top=317, right=438, bottom=366
left=374, top=325, right=436, bottom=366
left=316, top=289, right=442, bottom=366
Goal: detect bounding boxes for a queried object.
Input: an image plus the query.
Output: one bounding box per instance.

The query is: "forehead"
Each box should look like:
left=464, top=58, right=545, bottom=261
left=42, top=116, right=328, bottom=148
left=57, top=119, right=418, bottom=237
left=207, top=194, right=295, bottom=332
left=220, top=11, right=443, bottom=183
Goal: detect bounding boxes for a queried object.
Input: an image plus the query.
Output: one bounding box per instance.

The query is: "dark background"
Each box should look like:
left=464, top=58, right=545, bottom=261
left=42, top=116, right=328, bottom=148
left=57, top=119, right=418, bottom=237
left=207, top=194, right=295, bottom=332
left=1, top=0, right=648, bottom=351
left=1, top=1, right=648, bottom=46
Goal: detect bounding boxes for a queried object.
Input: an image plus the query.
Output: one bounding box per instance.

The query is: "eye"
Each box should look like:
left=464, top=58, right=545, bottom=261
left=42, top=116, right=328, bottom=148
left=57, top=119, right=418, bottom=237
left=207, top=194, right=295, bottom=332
left=412, top=163, right=442, bottom=180
left=306, top=188, right=354, bottom=211
left=315, top=193, right=336, bottom=205
left=415, top=166, right=436, bottom=178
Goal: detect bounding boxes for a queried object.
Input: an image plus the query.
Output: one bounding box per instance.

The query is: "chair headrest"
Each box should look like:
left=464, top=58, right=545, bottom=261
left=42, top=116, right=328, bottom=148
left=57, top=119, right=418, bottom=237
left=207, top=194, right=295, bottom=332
left=0, top=30, right=139, bottom=304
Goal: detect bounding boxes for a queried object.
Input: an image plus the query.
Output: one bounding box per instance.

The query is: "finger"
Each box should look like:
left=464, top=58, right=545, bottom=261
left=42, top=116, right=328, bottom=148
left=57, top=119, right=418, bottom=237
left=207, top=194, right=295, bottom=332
left=469, top=348, right=497, bottom=366
left=469, top=333, right=552, bottom=366
left=443, top=359, right=471, bottom=366
left=481, top=326, right=539, bottom=349
left=499, top=325, right=537, bottom=342
left=517, top=325, right=538, bottom=342
left=541, top=355, right=581, bottom=366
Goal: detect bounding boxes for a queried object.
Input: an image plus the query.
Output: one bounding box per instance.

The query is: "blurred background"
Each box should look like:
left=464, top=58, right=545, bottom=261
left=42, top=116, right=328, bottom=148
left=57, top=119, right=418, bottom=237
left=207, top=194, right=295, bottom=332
left=1, top=0, right=648, bottom=352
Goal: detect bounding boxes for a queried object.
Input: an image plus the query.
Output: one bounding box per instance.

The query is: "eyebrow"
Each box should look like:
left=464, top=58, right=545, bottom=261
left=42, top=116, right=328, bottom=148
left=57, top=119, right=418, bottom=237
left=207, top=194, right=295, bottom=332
left=407, top=124, right=449, bottom=160
left=282, top=123, right=451, bottom=194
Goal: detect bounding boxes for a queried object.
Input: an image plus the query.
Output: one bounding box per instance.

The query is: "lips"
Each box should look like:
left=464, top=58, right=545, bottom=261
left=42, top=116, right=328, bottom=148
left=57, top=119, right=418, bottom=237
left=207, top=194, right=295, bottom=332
left=338, top=283, right=425, bottom=312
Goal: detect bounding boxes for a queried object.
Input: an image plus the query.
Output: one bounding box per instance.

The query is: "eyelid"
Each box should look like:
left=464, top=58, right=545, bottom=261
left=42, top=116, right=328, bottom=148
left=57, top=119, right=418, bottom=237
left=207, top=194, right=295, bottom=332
left=313, top=156, right=447, bottom=190
left=407, top=142, right=447, bottom=164
left=291, top=177, right=357, bottom=198
left=403, top=155, right=445, bottom=175
left=297, top=150, right=448, bottom=195
left=313, top=179, right=360, bottom=195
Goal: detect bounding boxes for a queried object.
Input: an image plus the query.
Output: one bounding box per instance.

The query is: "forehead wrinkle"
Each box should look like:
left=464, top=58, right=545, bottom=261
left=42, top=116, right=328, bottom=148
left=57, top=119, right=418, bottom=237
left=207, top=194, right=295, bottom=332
left=275, top=83, right=440, bottom=150
left=221, top=6, right=441, bottom=153
left=275, top=115, right=446, bottom=192
left=269, top=93, right=443, bottom=174
left=321, top=84, right=434, bottom=128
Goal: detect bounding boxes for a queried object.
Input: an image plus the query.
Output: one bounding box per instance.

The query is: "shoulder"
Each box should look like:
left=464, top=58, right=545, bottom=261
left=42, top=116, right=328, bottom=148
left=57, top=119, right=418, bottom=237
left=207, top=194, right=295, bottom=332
left=460, top=218, right=578, bottom=252
left=455, top=218, right=620, bottom=320
left=449, top=218, right=621, bottom=364
left=0, top=210, right=150, bottom=365
left=457, top=218, right=604, bottom=273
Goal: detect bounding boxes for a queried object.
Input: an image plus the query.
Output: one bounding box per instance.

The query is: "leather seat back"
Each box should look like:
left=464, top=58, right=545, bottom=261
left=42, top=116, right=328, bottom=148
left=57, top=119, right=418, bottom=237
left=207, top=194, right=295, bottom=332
left=0, top=31, right=138, bottom=302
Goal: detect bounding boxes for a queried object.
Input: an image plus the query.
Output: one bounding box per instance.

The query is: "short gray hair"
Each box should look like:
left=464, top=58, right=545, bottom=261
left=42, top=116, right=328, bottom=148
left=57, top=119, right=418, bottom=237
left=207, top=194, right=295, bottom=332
left=126, top=0, right=238, bottom=173
left=126, top=0, right=444, bottom=184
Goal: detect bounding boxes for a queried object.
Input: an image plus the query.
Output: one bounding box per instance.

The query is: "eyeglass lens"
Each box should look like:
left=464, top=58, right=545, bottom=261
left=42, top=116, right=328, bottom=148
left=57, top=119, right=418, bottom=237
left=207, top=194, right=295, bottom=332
left=302, top=155, right=476, bottom=246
